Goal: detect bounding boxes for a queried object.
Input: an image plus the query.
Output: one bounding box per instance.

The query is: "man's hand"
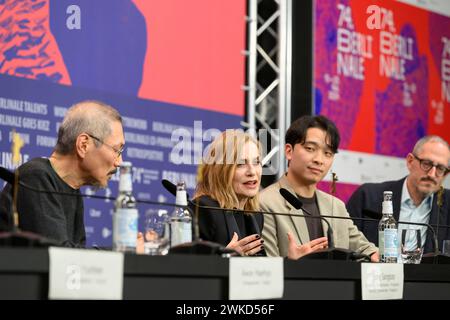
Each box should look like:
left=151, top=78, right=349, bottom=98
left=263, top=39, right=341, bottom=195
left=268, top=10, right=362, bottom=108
left=287, top=232, right=328, bottom=260
left=370, top=251, right=380, bottom=262
left=136, top=232, right=144, bottom=254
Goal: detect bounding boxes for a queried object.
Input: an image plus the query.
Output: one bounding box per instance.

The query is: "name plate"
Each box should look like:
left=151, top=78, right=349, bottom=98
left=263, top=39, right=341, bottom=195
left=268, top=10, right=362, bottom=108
left=361, top=263, right=403, bottom=300
left=229, top=257, right=283, bottom=300
left=48, top=247, right=124, bottom=300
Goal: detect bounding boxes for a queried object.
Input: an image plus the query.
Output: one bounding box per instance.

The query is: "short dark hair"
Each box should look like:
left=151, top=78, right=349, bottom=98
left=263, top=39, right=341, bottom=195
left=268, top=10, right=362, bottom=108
left=285, top=115, right=340, bottom=154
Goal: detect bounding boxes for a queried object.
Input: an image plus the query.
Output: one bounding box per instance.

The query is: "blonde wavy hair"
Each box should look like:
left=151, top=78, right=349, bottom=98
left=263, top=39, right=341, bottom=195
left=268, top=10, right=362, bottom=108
left=194, top=130, right=261, bottom=213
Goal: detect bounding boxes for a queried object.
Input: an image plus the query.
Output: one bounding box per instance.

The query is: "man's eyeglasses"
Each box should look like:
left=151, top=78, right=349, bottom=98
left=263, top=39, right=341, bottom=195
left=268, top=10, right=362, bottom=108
left=87, top=133, right=124, bottom=159
left=412, top=154, right=449, bottom=177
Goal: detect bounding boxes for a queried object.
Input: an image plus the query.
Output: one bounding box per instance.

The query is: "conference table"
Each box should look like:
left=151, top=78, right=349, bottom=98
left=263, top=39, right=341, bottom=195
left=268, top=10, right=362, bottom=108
left=1, top=248, right=450, bottom=300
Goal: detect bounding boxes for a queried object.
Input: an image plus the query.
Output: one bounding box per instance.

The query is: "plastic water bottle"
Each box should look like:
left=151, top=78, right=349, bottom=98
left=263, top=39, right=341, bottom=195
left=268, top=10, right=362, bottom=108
left=170, top=181, right=192, bottom=247
left=378, top=191, right=398, bottom=263
left=113, top=161, right=138, bottom=252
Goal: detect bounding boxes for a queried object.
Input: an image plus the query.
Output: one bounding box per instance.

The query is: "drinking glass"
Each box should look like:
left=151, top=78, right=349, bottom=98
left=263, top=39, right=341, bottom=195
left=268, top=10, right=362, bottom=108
left=144, top=209, right=170, bottom=255
left=400, top=229, right=423, bottom=264
left=442, top=240, right=450, bottom=256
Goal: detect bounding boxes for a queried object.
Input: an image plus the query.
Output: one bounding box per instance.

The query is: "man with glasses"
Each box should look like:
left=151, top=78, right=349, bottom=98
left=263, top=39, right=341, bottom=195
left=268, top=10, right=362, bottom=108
left=0, top=100, right=125, bottom=247
left=347, top=136, right=450, bottom=254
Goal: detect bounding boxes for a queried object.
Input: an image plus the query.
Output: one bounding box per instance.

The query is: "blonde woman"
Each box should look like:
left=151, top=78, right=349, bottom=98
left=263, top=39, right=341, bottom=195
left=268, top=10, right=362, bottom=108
left=194, top=130, right=328, bottom=258
left=194, top=130, right=264, bottom=256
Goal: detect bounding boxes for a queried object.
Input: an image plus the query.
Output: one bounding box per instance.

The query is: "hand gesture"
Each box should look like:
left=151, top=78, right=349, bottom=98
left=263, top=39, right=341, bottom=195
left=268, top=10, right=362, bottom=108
left=287, top=232, right=328, bottom=260
left=226, top=232, right=264, bottom=256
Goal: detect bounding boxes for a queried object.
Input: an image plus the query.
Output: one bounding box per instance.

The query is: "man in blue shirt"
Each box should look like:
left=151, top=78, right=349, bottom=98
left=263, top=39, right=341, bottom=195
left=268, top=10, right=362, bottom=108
left=347, top=135, right=450, bottom=254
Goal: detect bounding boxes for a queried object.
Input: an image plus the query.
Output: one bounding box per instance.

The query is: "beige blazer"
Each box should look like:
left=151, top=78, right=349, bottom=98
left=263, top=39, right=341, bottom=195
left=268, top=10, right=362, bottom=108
left=260, top=175, right=378, bottom=257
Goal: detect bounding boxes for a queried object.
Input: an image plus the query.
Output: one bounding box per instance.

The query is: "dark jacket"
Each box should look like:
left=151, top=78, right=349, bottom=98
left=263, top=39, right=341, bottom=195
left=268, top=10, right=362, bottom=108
left=346, top=177, right=450, bottom=254
left=192, top=195, right=264, bottom=249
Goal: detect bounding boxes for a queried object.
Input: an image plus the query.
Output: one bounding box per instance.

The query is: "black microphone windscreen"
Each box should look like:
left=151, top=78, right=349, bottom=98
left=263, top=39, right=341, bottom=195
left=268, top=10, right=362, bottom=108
left=0, top=166, right=14, bottom=185
left=279, top=188, right=303, bottom=210
left=161, top=179, right=191, bottom=203
left=362, top=209, right=382, bottom=219
left=161, top=179, right=177, bottom=197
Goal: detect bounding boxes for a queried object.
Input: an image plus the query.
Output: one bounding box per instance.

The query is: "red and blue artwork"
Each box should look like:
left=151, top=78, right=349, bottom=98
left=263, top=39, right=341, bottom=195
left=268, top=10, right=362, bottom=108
left=314, top=0, right=449, bottom=157
left=314, top=0, right=449, bottom=202
left=0, top=0, right=246, bottom=115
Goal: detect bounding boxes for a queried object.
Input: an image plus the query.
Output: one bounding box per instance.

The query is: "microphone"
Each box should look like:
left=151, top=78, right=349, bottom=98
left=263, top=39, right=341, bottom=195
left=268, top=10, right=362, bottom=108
left=0, top=167, right=182, bottom=248
left=162, top=179, right=189, bottom=202
left=278, top=196, right=448, bottom=263
left=279, top=188, right=335, bottom=248
left=436, top=186, right=444, bottom=253
left=161, top=179, right=379, bottom=261
left=163, top=179, right=377, bottom=260
left=161, top=179, right=237, bottom=256
left=1, top=167, right=233, bottom=254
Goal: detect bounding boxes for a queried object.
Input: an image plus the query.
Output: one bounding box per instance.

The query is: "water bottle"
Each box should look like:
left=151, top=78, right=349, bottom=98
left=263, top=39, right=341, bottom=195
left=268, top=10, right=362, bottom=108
left=170, top=181, right=192, bottom=247
left=113, top=161, right=138, bottom=252
left=378, top=191, right=398, bottom=263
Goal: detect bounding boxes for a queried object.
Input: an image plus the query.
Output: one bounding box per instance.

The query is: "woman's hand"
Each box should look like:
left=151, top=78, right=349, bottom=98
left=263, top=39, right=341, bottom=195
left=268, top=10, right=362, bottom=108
left=287, top=232, right=328, bottom=260
left=226, top=232, right=264, bottom=256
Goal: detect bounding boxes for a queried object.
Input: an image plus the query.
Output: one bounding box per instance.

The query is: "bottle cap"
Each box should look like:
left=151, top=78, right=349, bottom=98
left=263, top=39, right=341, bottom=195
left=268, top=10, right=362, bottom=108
left=119, top=162, right=133, bottom=192
left=382, top=191, right=393, bottom=214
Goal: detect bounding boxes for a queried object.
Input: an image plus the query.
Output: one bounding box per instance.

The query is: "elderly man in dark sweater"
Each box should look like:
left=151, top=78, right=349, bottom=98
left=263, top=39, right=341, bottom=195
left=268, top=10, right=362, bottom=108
left=0, top=100, right=125, bottom=247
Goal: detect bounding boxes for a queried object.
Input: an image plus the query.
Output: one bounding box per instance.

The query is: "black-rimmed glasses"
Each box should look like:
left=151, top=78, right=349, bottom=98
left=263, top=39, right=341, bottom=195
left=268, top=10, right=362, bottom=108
left=87, top=133, right=124, bottom=158
left=412, top=154, right=449, bottom=177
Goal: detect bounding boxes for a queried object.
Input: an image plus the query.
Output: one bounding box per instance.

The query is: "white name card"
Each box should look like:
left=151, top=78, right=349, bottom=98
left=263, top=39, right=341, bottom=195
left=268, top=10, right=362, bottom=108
left=361, top=263, right=404, bottom=300
left=48, top=247, right=124, bottom=300
left=229, top=257, right=283, bottom=300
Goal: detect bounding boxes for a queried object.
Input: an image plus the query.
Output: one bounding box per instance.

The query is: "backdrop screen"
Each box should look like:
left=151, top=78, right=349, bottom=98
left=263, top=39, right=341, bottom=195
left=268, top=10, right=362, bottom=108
left=312, top=0, right=449, bottom=200
left=0, top=0, right=247, bottom=246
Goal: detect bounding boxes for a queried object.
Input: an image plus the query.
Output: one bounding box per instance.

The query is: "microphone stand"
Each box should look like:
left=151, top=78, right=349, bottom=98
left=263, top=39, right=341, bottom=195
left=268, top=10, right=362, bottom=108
left=433, top=185, right=450, bottom=264
left=403, top=218, right=450, bottom=264
left=162, top=180, right=374, bottom=260
left=163, top=180, right=450, bottom=263
left=1, top=172, right=234, bottom=254
left=7, top=173, right=447, bottom=262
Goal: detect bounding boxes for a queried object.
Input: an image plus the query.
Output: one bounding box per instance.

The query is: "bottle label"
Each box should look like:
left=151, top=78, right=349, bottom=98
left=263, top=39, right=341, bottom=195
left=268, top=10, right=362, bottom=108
left=175, top=190, right=188, bottom=206
left=384, top=228, right=398, bottom=258
left=113, top=208, right=138, bottom=249
left=382, top=201, right=393, bottom=214
left=119, top=173, right=133, bottom=193
left=170, top=221, right=192, bottom=246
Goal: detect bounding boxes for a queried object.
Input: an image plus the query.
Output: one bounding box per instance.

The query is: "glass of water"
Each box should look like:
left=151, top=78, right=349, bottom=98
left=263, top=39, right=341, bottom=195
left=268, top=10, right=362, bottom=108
left=144, top=209, right=170, bottom=255
left=442, top=240, right=450, bottom=256
left=400, top=229, right=423, bottom=264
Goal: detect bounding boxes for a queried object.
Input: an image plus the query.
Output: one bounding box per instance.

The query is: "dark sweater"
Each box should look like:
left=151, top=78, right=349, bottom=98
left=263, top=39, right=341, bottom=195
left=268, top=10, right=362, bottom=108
left=0, top=158, right=85, bottom=247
